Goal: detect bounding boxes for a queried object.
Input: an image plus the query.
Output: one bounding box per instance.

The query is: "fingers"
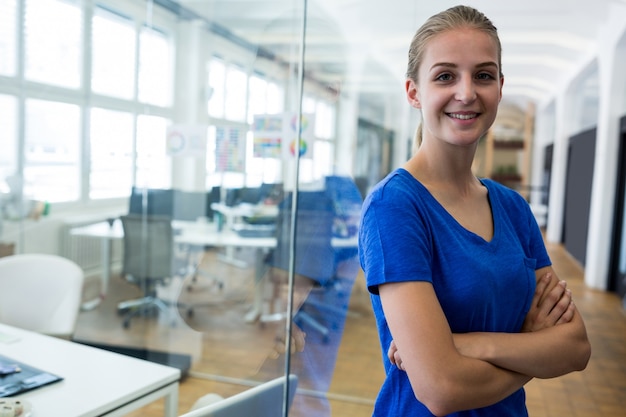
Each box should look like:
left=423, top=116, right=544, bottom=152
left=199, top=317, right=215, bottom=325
left=387, top=340, right=397, bottom=364
left=387, top=340, right=406, bottom=371
left=556, top=296, right=577, bottom=325
left=394, top=351, right=405, bottom=371
left=523, top=272, right=577, bottom=332
left=533, top=272, right=553, bottom=306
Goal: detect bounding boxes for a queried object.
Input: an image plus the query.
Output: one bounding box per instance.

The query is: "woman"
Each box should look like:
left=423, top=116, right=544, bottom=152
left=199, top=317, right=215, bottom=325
left=358, top=5, right=590, bottom=417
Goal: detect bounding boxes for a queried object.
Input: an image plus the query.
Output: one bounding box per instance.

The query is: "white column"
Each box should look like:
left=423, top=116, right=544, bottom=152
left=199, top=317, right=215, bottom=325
left=545, top=92, right=572, bottom=243
left=171, top=19, right=208, bottom=191
left=584, top=5, right=626, bottom=289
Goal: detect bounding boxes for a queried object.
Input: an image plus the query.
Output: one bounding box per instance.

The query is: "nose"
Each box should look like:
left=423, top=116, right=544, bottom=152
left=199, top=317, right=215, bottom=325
left=455, top=76, right=476, bottom=103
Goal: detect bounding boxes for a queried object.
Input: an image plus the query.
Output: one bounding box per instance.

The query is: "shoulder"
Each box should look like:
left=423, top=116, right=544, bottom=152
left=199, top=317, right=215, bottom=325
left=364, top=168, right=423, bottom=210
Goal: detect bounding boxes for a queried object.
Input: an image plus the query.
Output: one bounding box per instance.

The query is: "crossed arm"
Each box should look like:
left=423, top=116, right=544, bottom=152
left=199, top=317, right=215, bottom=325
left=380, top=266, right=591, bottom=416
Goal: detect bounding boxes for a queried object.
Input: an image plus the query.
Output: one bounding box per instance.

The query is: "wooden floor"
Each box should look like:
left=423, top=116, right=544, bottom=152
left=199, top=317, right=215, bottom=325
left=74, top=241, right=626, bottom=417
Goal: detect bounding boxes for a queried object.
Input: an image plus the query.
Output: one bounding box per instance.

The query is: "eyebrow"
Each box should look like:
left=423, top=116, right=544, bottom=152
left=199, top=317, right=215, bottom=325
left=430, top=61, right=499, bottom=71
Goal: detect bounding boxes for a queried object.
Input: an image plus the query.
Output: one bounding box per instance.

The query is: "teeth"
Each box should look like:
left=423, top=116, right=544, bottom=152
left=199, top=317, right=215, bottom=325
left=449, top=113, right=476, bottom=120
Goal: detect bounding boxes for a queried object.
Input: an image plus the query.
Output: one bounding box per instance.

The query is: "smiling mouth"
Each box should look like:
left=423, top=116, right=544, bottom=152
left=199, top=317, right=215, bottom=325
left=447, top=113, right=478, bottom=120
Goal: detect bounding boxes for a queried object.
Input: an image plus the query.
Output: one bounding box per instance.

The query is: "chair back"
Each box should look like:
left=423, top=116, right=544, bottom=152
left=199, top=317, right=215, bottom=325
left=0, top=253, right=84, bottom=337
left=270, top=191, right=335, bottom=285
left=120, top=215, right=174, bottom=280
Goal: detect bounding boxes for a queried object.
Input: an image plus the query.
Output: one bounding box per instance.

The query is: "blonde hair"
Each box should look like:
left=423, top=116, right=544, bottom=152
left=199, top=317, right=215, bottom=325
left=407, top=5, right=502, bottom=150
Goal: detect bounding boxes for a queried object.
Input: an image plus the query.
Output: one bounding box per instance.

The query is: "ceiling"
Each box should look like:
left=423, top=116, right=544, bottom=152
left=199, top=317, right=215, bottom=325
left=174, top=0, right=624, bottom=112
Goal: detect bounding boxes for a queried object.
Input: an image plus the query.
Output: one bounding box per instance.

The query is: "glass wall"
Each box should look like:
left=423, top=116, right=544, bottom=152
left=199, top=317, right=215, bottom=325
left=0, top=0, right=406, bottom=416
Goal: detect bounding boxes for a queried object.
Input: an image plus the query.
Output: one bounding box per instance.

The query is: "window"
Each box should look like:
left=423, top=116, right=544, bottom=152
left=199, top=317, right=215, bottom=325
left=24, top=99, right=80, bottom=202
left=315, top=100, right=335, bottom=139
left=136, top=114, right=171, bottom=188
left=207, top=59, right=226, bottom=119
left=0, top=95, right=17, bottom=184
left=266, top=81, right=284, bottom=114
left=0, top=0, right=17, bottom=77
left=24, top=0, right=82, bottom=89
left=89, top=108, right=134, bottom=199
left=91, top=6, right=136, bottom=99
left=138, top=26, right=173, bottom=107
left=224, top=65, right=247, bottom=122
left=247, top=74, right=268, bottom=124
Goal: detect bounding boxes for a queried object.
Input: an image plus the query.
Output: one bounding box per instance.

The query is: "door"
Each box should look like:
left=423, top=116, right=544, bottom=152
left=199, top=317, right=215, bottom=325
left=562, top=127, right=596, bottom=266
left=609, top=116, right=626, bottom=297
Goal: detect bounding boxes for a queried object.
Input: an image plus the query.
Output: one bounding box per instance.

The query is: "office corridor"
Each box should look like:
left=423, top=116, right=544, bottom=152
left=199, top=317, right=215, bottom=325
left=75, top=240, right=626, bottom=417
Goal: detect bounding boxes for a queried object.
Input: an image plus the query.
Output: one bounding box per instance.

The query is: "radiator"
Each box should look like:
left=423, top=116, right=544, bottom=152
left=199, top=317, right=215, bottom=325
left=60, top=221, right=123, bottom=278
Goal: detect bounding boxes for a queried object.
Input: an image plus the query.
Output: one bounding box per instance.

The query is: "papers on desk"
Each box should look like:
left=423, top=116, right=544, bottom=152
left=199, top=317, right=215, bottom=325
left=0, top=355, right=63, bottom=397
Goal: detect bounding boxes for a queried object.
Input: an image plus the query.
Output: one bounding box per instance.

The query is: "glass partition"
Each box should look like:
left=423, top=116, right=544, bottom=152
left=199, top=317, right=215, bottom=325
left=0, top=0, right=394, bottom=415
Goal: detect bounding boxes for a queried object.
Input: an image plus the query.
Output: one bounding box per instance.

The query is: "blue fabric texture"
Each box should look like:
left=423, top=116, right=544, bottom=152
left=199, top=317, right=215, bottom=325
left=358, top=168, right=551, bottom=417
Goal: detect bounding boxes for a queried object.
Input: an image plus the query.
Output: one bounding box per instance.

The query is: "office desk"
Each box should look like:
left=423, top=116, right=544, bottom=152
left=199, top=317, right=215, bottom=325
left=71, top=219, right=276, bottom=311
left=0, top=323, right=180, bottom=417
left=71, top=219, right=357, bottom=319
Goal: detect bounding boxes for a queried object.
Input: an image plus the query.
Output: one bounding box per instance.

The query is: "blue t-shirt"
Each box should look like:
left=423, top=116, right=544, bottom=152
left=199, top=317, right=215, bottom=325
left=358, top=168, right=551, bottom=417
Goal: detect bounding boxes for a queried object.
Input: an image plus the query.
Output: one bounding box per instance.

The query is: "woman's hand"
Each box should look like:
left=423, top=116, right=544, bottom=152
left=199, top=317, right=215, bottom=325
left=521, top=272, right=575, bottom=332
left=387, top=339, right=404, bottom=370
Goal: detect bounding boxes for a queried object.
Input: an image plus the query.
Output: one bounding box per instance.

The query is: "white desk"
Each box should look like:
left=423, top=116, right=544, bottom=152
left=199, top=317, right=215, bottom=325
left=0, top=323, right=180, bottom=417
left=71, top=219, right=277, bottom=311
left=71, top=218, right=357, bottom=318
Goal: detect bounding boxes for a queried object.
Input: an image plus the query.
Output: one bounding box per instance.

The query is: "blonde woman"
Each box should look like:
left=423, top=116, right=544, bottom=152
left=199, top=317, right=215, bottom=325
left=358, top=5, right=590, bottom=416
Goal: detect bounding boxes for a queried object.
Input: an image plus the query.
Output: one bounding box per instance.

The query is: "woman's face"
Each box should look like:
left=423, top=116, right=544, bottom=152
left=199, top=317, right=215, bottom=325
left=406, top=27, right=503, bottom=148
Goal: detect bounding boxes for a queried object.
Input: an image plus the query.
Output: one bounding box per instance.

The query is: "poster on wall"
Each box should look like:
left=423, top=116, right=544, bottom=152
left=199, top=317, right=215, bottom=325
left=282, top=112, right=315, bottom=160
left=166, top=125, right=207, bottom=157
left=215, top=125, right=245, bottom=172
left=252, top=114, right=283, bottom=158
left=251, top=112, right=315, bottom=159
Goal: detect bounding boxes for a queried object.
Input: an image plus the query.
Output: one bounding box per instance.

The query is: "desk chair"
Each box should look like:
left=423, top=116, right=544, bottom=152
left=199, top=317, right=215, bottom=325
left=172, top=190, right=224, bottom=295
left=265, top=191, right=338, bottom=341
left=179, top=374, right=298, bottom=417
left=0, top=253, right=84, bottom=339
left=118, top=214, right=180, bottom=328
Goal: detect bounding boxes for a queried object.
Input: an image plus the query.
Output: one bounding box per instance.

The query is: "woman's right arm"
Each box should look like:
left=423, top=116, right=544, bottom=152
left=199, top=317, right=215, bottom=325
left=380, top=280, right=532, bottom=416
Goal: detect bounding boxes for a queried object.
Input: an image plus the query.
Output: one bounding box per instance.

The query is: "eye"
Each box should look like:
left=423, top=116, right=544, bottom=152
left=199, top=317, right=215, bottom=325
left=435, top=73, right=453, bottom=82
left=476, top=72, right=496, bottom=81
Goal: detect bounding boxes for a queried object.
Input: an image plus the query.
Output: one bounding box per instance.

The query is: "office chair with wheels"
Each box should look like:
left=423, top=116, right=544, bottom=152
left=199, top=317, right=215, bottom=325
left=0, top=253, right=84, bottom=339
left=264, top=177, right=362, bottom=342
left=118, top=214, right=181, bottom=329
left=264, top=190, right=339, bottom=341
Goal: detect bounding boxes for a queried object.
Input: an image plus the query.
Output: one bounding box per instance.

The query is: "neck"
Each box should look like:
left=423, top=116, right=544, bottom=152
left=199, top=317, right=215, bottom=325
left=405, top=141, right=479, bottom=191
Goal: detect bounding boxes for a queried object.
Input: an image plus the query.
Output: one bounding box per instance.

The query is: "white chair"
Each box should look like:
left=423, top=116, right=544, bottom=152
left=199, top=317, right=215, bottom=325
left=0, top=253, right=84, bottom=338
left=179, top=374, right=298, bottom=417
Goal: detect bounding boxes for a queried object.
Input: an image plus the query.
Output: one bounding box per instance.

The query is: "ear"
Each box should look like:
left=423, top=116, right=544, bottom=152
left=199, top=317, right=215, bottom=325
left=498, top=75, right=504, bottom=102
left=406, top=79, right=421, bottom=109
